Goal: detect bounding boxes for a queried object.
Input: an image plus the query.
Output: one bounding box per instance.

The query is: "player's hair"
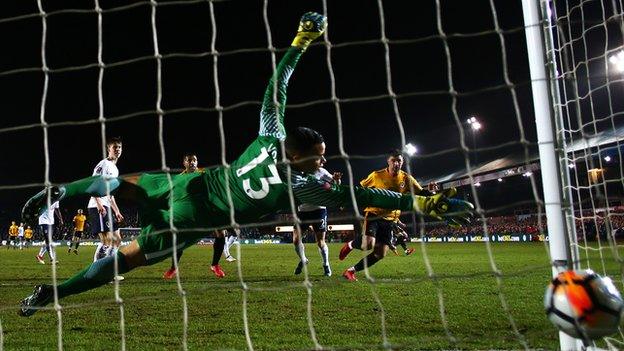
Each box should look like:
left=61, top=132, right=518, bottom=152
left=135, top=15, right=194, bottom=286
left=106, top=136, right=123, bottom=146
left=388, top=148, right=403, bottom=158
left=285, top=127, right=324, bottom=155
left=182, top=152, right=197, bottom=161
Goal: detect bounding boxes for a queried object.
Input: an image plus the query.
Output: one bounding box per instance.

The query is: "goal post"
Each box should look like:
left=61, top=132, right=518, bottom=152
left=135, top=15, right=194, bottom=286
left=521, top=0, right=581, bottom=349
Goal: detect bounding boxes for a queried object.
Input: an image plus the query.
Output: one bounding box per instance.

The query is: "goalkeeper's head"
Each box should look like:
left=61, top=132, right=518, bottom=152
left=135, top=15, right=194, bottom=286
left=285, top=126, right=326, bottom=174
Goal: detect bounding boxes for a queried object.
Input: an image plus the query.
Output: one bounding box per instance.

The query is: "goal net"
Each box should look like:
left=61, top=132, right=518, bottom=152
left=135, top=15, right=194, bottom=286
left=0, top=0, right=623, bottom=350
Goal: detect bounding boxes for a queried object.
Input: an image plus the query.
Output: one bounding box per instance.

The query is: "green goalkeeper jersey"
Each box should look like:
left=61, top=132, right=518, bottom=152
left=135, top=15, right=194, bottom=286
left=202, top=47, right=414, bottom=225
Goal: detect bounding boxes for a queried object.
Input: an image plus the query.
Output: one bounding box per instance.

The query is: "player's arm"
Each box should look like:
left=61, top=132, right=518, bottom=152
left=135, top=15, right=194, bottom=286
left=408, top=175, right=424, bottom=193
left=293, top=181, right=473, bottom=224
left=54, top=207, right=64, bottom=226
left=109, top=196, right=124, bottom=223
left=258, top=12, right=326, bottom=140
left=360, top=173, right=374, bottom=188
left=94, top=197, right=107, bottom=216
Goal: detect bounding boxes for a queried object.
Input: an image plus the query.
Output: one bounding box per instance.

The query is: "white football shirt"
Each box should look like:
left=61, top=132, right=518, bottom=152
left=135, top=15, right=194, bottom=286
left=39, top=201, right=60, bottom=225
left=87, top=158, right=119, bottom=208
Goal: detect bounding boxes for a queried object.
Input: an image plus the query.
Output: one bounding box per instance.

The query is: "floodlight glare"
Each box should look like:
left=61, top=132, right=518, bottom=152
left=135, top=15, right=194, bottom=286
left=609, top=50, right=624, bottom=73
left=474, top=182, right=481, bottom=187
left=497, top=178, right=503, bottom=182
left=471, top=122, right=482, bottom=131
left=568, top=163, right=575, bottom=169
left=404, top=143, right=417, bottom=157
left=604, top=155, right=612, bottom=162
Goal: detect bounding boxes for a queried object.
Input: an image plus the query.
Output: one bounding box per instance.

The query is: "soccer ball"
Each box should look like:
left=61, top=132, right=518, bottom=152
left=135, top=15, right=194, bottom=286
left=544, top=269, right=624, bottom=339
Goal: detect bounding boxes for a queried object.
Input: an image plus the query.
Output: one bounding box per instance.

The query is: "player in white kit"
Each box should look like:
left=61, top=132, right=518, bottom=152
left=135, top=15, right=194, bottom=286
left=36, top=201, right=63, bottom=264
left=292, top=167, right=341, bottom=276
left=88, top=137, right=125, bottom=279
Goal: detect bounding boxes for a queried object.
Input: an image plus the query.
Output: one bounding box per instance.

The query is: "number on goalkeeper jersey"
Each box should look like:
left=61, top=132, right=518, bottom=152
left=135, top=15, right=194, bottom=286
left=237, top=147, right=283, bottom=199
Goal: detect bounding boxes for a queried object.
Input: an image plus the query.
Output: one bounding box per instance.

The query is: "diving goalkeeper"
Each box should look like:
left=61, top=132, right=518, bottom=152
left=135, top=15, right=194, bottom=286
left=18, top=12, right=473, bottom=317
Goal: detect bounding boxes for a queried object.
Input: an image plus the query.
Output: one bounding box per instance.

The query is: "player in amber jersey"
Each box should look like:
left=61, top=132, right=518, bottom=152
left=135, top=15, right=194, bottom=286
left=8, top=221, right=18, bottom=249
left=24, top=226, right=34, bottom=248
left=162, top=153, right=227, bottom=280
left=340, top=149, right=428, bottom=281
left=69, top=209, right=87, bottom=254
left=19, top=13, right=472, bottom=316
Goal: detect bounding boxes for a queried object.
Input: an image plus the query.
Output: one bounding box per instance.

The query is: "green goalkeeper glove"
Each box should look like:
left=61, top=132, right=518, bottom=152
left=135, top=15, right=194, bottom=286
left=291, top=12, right=327, bottom=51
left=413, top=188, right=474, bottom=227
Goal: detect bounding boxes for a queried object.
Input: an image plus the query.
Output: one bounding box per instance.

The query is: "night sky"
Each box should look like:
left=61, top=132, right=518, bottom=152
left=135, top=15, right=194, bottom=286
left=0, top=0, right=621, bottom=221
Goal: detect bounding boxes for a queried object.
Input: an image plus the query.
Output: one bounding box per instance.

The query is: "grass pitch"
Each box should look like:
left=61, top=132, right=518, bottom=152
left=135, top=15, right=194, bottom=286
left=0, top=242, right=621, bottom=350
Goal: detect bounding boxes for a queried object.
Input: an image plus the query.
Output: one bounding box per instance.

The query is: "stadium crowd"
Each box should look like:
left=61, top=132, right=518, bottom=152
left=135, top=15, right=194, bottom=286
left=4, top=209, right=624, bottom=244
left=425, top=211, right=624, bottom=241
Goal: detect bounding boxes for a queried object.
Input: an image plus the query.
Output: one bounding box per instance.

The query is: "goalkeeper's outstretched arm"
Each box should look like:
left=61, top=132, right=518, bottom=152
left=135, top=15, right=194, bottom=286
left=258, top=12, right=327, bottom=140
left=293, top=181, right=474, bottom=225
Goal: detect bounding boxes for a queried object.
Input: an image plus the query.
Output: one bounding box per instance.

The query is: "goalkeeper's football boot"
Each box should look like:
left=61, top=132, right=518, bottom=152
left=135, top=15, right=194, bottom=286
left=338, top=242, right=352, bottom=261
left=294, top=259, right=309, bottom=275
left=21, top=186, right=65, bottom=226
left=342, top=269, right=357, bottom=282
left=19, top=284, right=54, bottom=317
left=291, top=12, right=327, bottom=51
left=210, top=264, right=225, bottom=278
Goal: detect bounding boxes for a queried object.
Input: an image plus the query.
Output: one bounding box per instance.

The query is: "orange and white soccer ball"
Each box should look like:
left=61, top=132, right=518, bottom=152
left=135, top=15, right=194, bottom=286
left=544, top=269, right=623, bottom=339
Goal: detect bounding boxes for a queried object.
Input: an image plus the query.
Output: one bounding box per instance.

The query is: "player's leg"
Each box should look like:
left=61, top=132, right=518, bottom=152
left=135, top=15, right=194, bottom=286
left=315, top=230, right=331, bottom=276
left=105, top=229, right=122, bottom=257
left=343, top=220, right=392, bottom=281
left=22, top=175, right=150, bottom=227
left=46, top=225, right=57, bottom=263
left=339, top=218, right=375, bottom=260
left=19, top=239, right=145, bottom=317
left=36, top=225, right=48, bottom=264
left=107, top=230, right=124, bottom=280
left=163, top=252, right=182, bottom=280
left=396, top=233, right=414, bottom=255
left=210, top=230, right=226, bottom=278
left=223, top=233, right=237, bottom=262
left=312, top=208, right=330, bottom=276
left=163, top=226, right=191, bottom=280
left=292, top=224, right=309, bottom=275
left=93, top=232, right=107, bottom=262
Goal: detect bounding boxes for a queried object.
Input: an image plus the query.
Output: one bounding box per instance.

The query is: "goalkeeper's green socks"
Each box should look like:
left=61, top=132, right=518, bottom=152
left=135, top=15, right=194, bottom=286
left=57, top=251, right=129, bottom=299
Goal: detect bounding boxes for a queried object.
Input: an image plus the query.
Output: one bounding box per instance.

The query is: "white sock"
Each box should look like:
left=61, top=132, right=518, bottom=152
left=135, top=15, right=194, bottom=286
left=93, top=243, right=104, bottom=262
left=38, top=246, right=46, bottom=257
left=318, top=244, right=329, bottom=267
left=223, top=241, right=231, bottom=258
left=347, top=241, right=353, bottom=249
left=48, top=246, right=56, bottom=261
left=294, top=242, right=307, bottom=263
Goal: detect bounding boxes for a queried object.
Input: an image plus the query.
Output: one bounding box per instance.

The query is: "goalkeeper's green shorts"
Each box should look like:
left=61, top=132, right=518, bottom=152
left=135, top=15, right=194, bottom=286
left=133, top=173, right=220, bottom=265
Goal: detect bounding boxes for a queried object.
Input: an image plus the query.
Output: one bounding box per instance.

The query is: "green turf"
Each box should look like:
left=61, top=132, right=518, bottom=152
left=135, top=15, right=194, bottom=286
left=0, top=242, right=622, bottom=350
